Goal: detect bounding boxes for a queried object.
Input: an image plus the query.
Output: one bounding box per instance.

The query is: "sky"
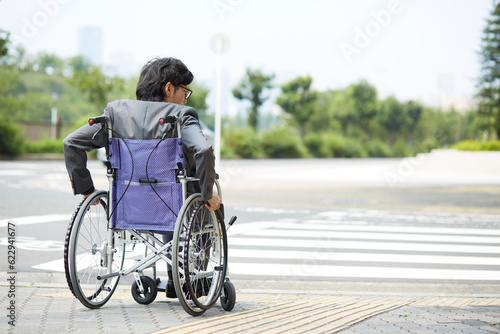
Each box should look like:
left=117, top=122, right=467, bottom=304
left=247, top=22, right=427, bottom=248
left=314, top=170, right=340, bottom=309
left=0, top=0, right=494, bottom=114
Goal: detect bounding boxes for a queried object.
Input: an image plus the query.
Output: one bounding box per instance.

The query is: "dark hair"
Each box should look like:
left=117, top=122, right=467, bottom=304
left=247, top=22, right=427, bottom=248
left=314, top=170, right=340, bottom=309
left=136, top=57, right=194, bottom=102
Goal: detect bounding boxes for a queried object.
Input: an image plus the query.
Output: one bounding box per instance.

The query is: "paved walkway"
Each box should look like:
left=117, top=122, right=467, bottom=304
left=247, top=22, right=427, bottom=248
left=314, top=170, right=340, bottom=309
left=2, top=273, right=499, bottom=333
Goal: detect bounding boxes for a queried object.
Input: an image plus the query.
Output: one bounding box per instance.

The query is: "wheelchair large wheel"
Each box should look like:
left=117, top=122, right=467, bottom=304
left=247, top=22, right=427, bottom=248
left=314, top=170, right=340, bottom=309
left=65, top=190, right=125, bottom=309
left=172, top=194, right=228, bottom=316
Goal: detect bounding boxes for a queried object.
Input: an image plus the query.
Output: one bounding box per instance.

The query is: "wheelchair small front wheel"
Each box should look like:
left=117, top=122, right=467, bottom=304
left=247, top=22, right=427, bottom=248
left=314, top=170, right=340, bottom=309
left=220, top=280, right=236, bottom=311
left=131, top=276, right=158, bottom=305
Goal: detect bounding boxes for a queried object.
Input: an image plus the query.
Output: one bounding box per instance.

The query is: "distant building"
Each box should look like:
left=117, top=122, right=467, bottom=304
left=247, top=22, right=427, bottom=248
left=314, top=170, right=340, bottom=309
left=78, top=26, right=102, bottom=65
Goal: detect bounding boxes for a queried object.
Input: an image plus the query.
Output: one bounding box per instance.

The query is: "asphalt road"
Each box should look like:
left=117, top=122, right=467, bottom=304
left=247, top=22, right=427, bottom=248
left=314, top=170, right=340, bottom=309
left=1, top=151, right=499, bottom=294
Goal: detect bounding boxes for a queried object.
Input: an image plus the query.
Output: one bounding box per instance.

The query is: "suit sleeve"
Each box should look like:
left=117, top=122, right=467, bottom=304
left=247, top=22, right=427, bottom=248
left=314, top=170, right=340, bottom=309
left=63, top=121, right=108, bottom=195
left=180, top=108, right=216, bottom=202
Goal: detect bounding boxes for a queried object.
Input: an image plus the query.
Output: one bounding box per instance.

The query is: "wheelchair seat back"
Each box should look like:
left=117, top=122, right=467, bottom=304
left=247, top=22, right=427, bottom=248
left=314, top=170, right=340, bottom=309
left=105, top=100, right=186, bottom=233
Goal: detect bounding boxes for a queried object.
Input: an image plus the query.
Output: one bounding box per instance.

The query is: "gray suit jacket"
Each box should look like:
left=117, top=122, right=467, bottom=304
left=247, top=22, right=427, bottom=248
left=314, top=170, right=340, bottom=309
left=63, top=99, right=216, bottom=201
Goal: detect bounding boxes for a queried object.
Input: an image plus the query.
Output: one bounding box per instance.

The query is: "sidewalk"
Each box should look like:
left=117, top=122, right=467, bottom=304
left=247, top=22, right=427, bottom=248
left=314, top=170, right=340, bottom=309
left=2, top=272, right=499, bottom=333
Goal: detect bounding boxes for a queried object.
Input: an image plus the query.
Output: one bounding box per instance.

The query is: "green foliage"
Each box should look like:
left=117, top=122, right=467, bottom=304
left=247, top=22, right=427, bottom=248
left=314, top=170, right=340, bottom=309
left=304, top=133, right=367, bottom=158
left=24, top=138, right=64, bottom=154
left=68, top=56, right=124, bottom=110
left=366, top=139, right=393, bottom=157
left=260, top=127, right=308, bottom=158
left=185, top=81, right=213, bottom=129
left=0, top=29, right=9, bottom=58
left=391, top=138, right=411, bottom=157
left=277, top=75, right=317, bottom=137
left=222, top=128, right=263, bottom=158
left=304, top=133, right=333, bottom=157
left=232, top=68, right=274, bottom=130
left=0, top=27, right=485, bottom=159
left=451, top=140, right=500, bottom=151
left=346, top=80, right=378, bottom=137
left=0, top=122, right=24, bottom=155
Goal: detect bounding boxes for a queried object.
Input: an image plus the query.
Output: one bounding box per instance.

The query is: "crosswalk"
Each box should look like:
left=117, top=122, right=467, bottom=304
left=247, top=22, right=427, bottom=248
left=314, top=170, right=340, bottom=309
left=226, top=210, right=500, bottom=282
left=29, top=209, right=500, bottom=282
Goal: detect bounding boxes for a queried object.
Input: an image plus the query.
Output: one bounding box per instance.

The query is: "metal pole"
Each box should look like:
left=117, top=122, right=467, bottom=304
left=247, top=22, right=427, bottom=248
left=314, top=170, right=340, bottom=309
left=214, top=37, right=222, bottom=172
left=51, top=107, right=57, bottom=140
left=51, top=93, right=58, bottom=140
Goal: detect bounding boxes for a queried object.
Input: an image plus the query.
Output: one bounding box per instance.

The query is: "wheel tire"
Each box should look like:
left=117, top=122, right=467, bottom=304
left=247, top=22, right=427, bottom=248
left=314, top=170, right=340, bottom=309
left=131, top=276, right=158, bottom=305
left=172, top=194, right=228, bottom=316
left=67, top=191, right=125, bottom=309
left=220, top=280, right=236, bottom=311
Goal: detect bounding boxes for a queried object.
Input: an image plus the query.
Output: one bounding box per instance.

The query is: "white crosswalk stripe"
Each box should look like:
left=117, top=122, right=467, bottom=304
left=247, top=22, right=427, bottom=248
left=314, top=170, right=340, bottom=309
left=226, top=211, right=500, bottom=282
left=31, top=210, right=500, bottom=282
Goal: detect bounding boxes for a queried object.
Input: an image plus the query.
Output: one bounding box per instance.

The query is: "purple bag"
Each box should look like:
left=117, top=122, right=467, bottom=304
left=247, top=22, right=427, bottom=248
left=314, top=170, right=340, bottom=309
left=108, top=137, right=185, bottom=232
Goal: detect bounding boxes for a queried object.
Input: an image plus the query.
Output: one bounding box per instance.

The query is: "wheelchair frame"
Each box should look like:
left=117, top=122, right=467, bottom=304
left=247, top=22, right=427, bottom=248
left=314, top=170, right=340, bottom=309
left=63, top=115, right=236, bottom=316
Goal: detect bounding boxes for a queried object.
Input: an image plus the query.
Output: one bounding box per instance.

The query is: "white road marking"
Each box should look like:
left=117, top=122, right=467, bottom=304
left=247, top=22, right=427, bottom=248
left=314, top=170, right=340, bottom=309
left=229, top=262, right=500, bottom=281
left=229, top=237, right=500, bottom=254
left=242, top=229, right=500, bottom=244
left=0, top=214, right=69, bottom=227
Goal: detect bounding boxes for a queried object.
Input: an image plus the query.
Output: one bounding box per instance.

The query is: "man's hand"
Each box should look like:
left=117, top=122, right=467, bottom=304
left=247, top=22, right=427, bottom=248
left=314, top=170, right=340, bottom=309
left=83, top=190, right=100, bottom=205
left=205, top=193, right=221, bottom=211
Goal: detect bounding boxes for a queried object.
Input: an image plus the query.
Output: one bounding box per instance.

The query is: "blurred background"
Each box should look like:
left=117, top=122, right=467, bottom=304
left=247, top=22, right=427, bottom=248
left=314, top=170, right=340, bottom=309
left=0, top=0, right=497, bottom=159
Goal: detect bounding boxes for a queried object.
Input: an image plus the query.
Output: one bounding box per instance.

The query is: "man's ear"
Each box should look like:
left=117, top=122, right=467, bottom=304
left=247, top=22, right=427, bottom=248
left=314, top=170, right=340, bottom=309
left=163, top=82, right=173, bottom=99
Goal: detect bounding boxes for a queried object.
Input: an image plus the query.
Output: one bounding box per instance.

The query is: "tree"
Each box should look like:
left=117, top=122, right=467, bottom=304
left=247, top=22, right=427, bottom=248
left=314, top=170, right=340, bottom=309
left=68, top=56, right=124, bottom=110
left=405, top=100, right=423, bottom=141
left=0, top=30, right=23, bottom=121
left=33, top=52, right=64, bottom=75
left=232, top=68, right=274, bottom=130
left=0, top=29, right=8, bottom=58
left=185, top=81, right=212, bottom=128
left=277, top=75, right=317, bottom=138
left=0, top=30, right=24, bottom=154
left=346, top=80, right=378, bottom=138
left=378, top=96, right=408, bottom=145
left=477, top=1, right=500, bottom=139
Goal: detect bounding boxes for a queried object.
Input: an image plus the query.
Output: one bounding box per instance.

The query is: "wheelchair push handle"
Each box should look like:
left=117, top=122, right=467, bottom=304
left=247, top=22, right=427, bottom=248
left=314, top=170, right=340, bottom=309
left=159, top=115, right=182, bottom=139
left=159, top=116, right=178, bottom=125
left=88, top=115, right=108, bottom=126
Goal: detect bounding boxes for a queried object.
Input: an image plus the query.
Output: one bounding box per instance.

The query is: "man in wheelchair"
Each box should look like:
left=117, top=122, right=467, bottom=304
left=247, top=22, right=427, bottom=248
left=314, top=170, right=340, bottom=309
left=63, top=57, right=221, bottom=300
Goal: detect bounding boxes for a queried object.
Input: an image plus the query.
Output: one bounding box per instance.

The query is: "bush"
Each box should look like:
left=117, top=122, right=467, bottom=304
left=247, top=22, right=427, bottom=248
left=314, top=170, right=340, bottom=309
left=261, top=127, right=308, bottom=158
left=414, top=137, right=439, bottom=154
left=365, top=139, right=393, bottom=157
left=305, top=133, right=368, bottom=158
left=451, top=140, right=500, bottom=151
left=24, top=139, right=64, bottom=154
left=391, top=138, right=411, bottom=157
left=329, top=135, right=368, bottom=158
left=304, top=133, right=332, bottom=157
left=222, top=128, right=263, bottom=158
left=0, top=122, right=25, bottom=155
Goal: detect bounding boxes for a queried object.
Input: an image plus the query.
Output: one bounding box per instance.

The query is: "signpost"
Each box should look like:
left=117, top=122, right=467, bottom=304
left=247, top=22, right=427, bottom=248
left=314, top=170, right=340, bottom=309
left=210, top=33, right=230, bottom=170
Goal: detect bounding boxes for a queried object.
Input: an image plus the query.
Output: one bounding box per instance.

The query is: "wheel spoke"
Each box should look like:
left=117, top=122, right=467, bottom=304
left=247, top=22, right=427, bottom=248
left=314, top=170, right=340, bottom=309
left=67, top=191, right=124, bottom=309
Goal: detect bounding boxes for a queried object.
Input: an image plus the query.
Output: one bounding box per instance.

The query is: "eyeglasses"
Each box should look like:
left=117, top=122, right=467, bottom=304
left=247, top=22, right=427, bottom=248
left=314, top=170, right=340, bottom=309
left=178, top=84, right=193, bottom=100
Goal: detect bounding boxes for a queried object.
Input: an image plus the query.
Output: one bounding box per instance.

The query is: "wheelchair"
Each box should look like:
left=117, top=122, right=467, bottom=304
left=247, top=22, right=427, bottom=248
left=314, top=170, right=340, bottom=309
left=63, top=114, right=237, bottom=316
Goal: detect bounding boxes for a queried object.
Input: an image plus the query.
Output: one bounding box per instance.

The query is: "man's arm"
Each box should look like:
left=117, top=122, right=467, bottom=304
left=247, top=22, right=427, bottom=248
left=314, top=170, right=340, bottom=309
left=180, top=108, right=217, bottom=203
left=63, top=121, right=107, bottom=195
